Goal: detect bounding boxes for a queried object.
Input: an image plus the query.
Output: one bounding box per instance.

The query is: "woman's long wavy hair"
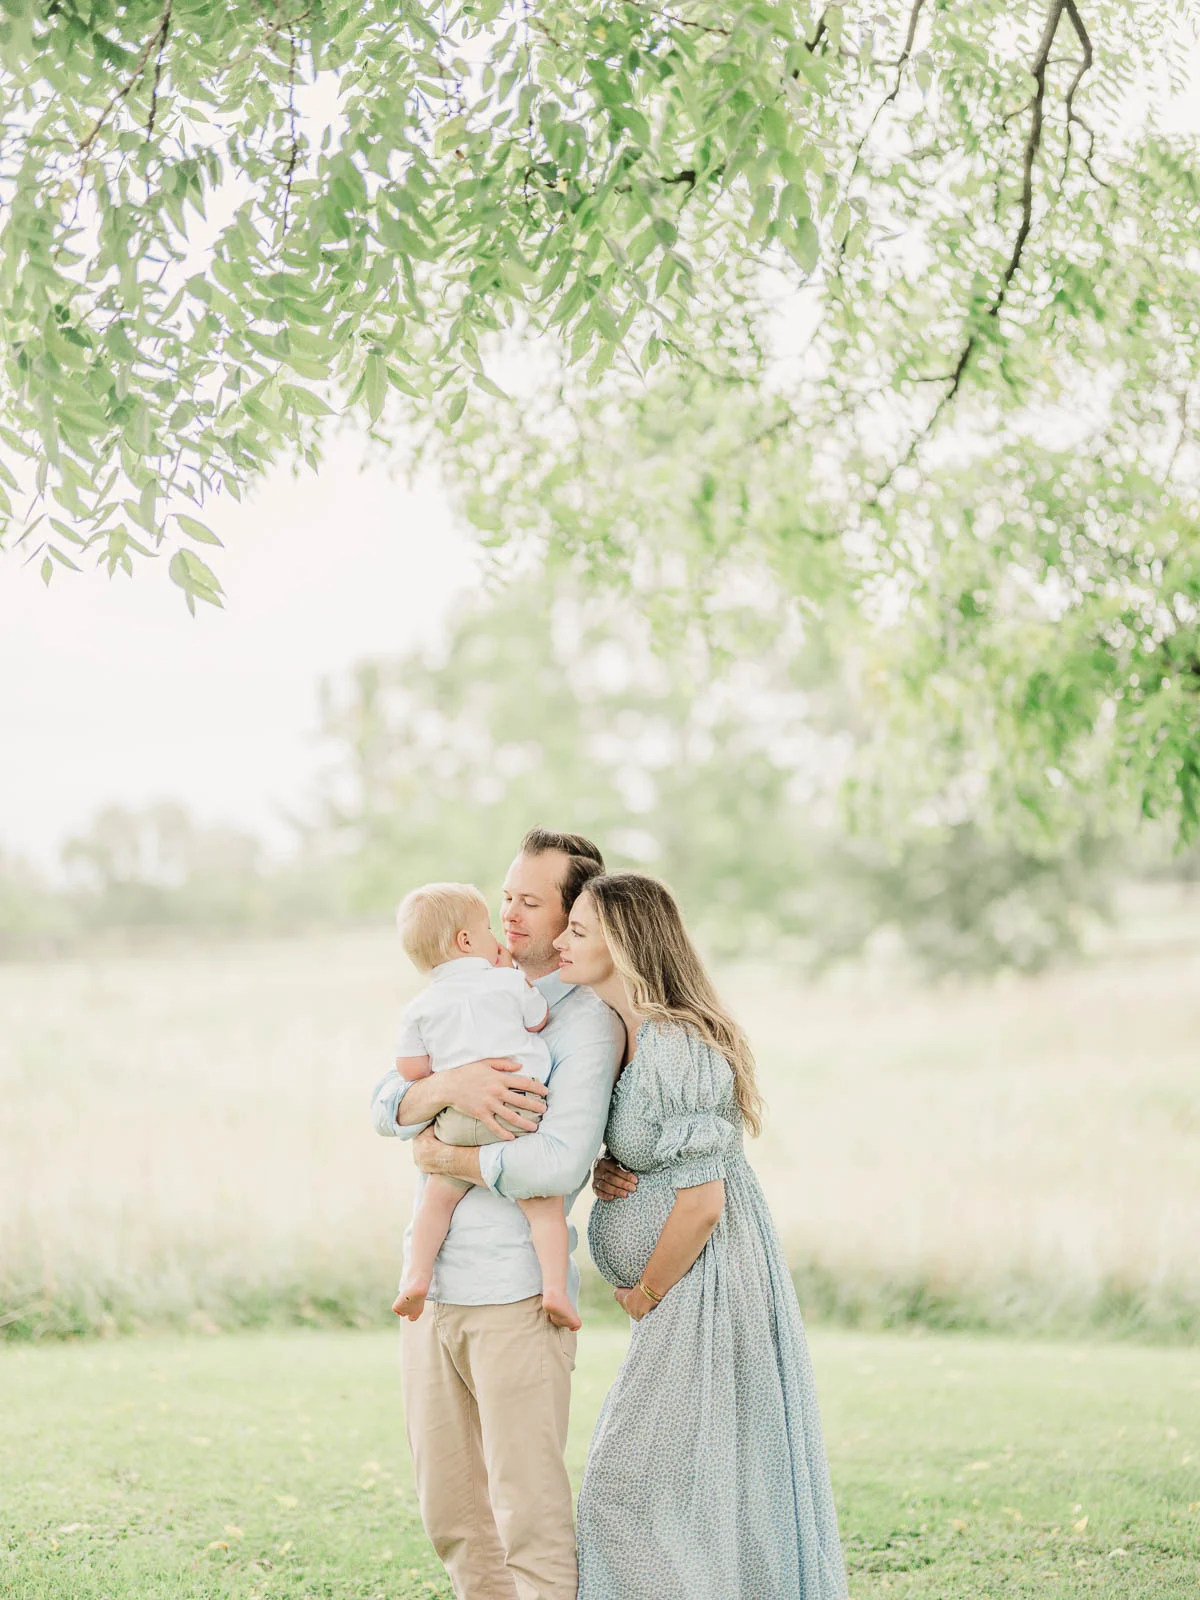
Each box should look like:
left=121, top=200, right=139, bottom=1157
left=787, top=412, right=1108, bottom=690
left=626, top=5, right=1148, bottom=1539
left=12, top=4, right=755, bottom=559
left=586, top=871, right=763, bottom=1137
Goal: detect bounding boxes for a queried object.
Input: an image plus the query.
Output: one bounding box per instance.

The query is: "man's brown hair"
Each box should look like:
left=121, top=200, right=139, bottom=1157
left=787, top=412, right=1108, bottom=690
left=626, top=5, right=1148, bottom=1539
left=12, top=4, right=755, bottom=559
left=519, top=827, right=605, bottom=914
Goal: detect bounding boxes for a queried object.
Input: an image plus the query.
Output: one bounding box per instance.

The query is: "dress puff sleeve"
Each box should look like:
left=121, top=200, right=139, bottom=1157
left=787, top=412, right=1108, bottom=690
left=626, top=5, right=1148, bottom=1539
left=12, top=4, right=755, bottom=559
left=644, top=1023, right=738, bottom=1189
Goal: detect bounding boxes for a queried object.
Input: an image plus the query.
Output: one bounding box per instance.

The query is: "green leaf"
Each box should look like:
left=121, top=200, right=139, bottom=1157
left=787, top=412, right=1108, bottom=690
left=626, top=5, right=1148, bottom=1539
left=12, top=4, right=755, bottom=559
left=283, top=385, right=336, bottom=417
left=364, top=355, right=387, bottom=425
left=789, top=218, right=820, bottom=273
left=175, top=514, right=223, bottom=547
left=169, top=548, right=224, bottom=612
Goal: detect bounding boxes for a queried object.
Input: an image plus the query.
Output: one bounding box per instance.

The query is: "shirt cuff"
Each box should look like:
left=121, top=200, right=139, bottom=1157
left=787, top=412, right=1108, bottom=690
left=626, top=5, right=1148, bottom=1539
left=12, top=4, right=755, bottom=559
left=478, top=1142, right=505, bottom=1192
left=370, top=1075, right=432, bottom=1141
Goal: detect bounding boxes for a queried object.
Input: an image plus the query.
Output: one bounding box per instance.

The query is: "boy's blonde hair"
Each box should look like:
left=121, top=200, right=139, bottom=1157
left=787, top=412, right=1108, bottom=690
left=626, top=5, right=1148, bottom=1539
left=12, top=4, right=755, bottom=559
left=396, top=881, right=490, bottom=972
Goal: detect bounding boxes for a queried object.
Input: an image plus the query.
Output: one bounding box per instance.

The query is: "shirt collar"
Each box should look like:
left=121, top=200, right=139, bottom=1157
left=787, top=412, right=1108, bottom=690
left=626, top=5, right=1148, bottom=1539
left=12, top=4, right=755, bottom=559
left=430, top=956, right=493, bottom=981
left=531, top=969, right=574, bottom=1010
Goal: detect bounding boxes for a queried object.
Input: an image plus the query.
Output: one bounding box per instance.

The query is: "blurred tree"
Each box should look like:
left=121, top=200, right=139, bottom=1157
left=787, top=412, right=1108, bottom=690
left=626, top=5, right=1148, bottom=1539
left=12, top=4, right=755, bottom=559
left=61, top=801, right=278, bottom=928
left=0, top=850, right=73, bottom=955
left=313, top=580, right=1119, bottom=973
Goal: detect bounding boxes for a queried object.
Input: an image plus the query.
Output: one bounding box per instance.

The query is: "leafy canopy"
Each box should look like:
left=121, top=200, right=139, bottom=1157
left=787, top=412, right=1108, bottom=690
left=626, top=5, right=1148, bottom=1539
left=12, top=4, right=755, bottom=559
left=437, top=3, right=1200, bottom=838
left=1, top=2, right=1198, bottom=835
left=0, top=0, right=835, bottom=605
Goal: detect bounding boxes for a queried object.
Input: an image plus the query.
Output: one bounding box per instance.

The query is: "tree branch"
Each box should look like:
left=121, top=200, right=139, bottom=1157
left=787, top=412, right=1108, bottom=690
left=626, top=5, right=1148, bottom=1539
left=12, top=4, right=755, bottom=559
left=947, top=0, right=1067, bottom=393
left=145, top=1, right=172, bottom=140
left=650, top=9, right=730, bottom=39
left=1060, top=0, right=1107, bottom=186
left=870, top=0, right=1075, bottom=498
left=806, top=9, right=830, bottom=53
left=846, top=0, right=927, bottom=167
left=1167, top=383, right=1191, bottom=481
left=280, top=27, right=300, bottom=237
left=831, top=0, right=927, bottom=262
left=77, top=0, right=173, bottom=156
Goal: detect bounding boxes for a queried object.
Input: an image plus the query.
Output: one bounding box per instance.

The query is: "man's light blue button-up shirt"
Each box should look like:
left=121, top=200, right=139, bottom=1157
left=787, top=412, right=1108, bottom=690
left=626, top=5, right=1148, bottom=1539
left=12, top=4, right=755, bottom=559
left=370, top=972, right=624, bottom=1309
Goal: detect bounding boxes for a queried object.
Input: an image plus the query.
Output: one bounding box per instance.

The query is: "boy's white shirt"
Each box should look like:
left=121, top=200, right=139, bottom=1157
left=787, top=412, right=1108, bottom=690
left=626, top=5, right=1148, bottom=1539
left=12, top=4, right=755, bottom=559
left=397, top=955, right=551, bottom=1081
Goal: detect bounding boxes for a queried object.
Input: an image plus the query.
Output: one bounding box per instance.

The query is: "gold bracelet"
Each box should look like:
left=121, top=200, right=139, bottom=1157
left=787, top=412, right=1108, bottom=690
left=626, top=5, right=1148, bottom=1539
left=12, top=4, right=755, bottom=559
left=637, top=1278, right=663, bottom=1304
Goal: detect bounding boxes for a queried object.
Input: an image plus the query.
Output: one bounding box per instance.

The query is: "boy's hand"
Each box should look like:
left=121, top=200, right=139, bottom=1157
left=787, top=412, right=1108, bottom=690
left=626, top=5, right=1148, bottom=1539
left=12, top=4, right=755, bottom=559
left=495, top=945, right=515, bottom=968
left=443, top=1057, right=547, bottom=1138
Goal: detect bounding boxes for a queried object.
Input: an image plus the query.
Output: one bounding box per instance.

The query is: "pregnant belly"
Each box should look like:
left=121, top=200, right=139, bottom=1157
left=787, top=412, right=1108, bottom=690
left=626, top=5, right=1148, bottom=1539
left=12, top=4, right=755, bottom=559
left=586, top=1183, right=675, bottom=1287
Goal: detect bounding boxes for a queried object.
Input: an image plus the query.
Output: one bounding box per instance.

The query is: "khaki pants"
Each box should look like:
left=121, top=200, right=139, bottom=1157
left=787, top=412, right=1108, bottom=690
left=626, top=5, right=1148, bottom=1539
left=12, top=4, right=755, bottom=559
left=401, top=1296, right=578, bottom=1600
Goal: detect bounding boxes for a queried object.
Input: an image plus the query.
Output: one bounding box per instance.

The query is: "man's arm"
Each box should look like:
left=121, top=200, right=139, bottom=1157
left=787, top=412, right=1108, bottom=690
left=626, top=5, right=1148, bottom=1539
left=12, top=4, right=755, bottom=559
left=369, top=1059, right=549, bottom=1142
left=481, top=1011, right=624, bottom=1200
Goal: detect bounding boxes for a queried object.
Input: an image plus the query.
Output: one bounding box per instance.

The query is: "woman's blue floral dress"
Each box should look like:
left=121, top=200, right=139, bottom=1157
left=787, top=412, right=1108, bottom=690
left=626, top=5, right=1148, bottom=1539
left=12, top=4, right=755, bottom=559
left=577, top=1021, right=849, bottom=1600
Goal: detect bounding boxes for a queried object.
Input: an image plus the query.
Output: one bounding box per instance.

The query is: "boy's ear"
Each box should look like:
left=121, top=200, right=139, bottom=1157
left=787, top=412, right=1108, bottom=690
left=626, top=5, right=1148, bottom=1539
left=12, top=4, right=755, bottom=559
left=455, top=927, right=472, bottom=953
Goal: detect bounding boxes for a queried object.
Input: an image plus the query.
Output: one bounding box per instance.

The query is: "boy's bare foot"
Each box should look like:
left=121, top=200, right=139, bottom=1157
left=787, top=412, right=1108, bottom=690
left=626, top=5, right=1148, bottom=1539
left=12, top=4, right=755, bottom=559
left=392, top=1277, right=429, bottom=1321
left=542, top=1289, right=582, bottom=1331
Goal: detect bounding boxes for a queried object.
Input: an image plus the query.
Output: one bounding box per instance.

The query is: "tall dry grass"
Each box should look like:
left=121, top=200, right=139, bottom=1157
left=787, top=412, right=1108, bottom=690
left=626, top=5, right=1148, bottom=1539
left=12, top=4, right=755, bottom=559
left=2, top=911, right=1198, bottom=1340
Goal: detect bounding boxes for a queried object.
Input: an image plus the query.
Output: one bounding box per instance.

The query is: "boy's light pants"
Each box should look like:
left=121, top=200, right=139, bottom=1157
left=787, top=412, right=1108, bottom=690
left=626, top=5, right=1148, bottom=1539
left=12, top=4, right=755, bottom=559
left=400, top=1295, right=578, bottom=1600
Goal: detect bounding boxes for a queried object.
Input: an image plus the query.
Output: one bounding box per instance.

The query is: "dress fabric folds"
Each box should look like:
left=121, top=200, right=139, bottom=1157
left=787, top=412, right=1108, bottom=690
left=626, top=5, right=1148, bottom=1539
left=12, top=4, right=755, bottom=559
left=577, top=1021, right=849, bottom=1600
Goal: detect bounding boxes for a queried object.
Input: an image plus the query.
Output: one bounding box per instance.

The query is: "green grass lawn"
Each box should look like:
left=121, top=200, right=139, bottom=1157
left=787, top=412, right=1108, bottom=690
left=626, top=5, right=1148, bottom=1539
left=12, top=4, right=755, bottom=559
left=2, top=1325, right=1198, bottom=1599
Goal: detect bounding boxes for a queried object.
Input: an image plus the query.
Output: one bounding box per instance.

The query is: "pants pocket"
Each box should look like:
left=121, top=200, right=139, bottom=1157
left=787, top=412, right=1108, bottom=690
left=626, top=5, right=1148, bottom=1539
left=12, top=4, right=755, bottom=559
left=554, top=1323, right=577, bottom=1372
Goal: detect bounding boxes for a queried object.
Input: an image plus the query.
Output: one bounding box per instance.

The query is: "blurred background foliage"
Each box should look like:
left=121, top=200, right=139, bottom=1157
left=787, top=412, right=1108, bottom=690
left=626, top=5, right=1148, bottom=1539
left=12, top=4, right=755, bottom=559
left=5, top=575, right=1194, bottom=974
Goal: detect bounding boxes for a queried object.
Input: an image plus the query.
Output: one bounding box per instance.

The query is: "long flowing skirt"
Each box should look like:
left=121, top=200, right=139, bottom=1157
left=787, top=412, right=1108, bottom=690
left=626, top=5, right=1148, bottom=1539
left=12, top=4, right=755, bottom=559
left=577, top=1156, right=849, bottom=1600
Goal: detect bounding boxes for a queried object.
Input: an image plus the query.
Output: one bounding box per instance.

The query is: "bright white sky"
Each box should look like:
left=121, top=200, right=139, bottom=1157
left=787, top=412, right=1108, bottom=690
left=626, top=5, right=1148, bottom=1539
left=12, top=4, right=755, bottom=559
left=0, top=434, right=477, bottom=868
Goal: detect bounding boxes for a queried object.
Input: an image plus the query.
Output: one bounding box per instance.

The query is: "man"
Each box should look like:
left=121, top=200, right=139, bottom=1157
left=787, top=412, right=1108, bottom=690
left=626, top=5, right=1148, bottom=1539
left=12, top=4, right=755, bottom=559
left=370, top=828, right=623, bottom=1600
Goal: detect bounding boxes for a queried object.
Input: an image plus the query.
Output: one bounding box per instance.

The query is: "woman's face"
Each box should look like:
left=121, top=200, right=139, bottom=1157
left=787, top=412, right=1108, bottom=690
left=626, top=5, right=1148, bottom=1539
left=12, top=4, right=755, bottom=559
left=553, top=891, right=615, bottom=988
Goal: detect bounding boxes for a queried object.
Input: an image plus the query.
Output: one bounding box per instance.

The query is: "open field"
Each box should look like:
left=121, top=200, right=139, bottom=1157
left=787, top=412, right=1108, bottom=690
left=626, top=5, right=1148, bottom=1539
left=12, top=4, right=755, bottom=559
left=2, top=1325, right=1199, bottom=1598
left=2, top=914, right=1199, bottom=1340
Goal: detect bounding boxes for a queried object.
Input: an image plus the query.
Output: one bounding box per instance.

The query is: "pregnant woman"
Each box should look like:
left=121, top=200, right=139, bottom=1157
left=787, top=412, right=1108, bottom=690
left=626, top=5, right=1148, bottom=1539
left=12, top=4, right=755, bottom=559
left=553, top=871, right=849, bottom=1600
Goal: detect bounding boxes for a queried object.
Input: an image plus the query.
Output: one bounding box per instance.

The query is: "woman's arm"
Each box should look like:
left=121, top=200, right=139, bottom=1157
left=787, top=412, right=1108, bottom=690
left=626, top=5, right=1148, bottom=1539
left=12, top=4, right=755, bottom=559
left=615, top=1179, right=725, bottom=1320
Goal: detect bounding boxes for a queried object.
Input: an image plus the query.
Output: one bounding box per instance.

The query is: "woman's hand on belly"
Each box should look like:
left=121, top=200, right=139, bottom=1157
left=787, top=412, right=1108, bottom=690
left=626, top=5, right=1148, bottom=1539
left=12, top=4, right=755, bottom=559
left=613, top=1284, right=655, bottom=1321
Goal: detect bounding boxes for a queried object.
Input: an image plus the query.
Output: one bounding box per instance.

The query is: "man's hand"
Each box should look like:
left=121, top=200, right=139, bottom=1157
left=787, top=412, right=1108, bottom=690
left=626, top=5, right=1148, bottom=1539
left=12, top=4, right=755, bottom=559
left=592, top=1155, right=638, bottom=1201
left=412, top=1127, right=482, bottom=1185
left=441, top=1057, right=548, bottom=1139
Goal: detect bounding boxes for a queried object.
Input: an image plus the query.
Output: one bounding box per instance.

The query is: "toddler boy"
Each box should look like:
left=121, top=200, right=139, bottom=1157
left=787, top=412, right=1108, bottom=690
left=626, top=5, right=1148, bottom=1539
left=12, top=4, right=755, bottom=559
left=390, top=882, right=580, bottom=1331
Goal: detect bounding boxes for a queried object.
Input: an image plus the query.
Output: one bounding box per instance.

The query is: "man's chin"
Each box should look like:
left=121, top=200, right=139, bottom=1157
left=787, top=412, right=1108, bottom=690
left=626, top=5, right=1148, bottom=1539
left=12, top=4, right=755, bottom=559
left=511, top=939, right=562, bottom=976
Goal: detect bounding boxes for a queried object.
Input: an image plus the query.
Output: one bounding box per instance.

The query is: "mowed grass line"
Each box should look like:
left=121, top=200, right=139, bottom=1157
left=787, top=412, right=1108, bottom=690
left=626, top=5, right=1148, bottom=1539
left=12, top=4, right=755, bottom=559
left=2, top=1328, right=1198, bottom=1599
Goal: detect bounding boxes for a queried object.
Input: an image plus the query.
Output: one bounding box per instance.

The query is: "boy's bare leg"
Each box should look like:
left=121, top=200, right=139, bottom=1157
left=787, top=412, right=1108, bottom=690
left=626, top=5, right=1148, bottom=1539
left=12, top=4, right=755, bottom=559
left=393, top=1177, right=468, bottom=1322
left=517, top=1195, right=581, bottom=1331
